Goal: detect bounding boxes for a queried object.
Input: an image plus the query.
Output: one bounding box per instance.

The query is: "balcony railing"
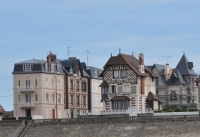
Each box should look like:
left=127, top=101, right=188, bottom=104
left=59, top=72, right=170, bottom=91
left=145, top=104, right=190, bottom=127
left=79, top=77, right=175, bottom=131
left=19, top=102, right=35, bottom=108
left=18, top=85, right=35, bottom=92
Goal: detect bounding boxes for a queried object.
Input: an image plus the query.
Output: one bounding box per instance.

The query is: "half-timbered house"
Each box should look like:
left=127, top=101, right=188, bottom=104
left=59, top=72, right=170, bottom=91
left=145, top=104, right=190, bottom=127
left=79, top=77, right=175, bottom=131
left=99, top=52, right=162, bottom=113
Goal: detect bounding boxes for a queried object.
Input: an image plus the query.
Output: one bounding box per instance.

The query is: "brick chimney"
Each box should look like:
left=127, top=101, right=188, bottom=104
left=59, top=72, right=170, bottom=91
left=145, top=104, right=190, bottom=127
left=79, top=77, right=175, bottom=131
left=138, top=53, right=144, bottom=73
left=46, top=51, right=57, bottom=71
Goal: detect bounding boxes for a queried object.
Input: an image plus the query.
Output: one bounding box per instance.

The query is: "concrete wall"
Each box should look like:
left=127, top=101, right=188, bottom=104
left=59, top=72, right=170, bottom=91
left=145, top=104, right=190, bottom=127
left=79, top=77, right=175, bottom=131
left=24, top=121, right=200, bottom=137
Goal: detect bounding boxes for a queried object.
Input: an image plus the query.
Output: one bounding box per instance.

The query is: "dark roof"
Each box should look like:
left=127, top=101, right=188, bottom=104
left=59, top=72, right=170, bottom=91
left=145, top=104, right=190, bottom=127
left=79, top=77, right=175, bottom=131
left=176, top=54, right=196, bottom=76
left=166, top=69, right=187, bottom=85
left=100, top=53, right=157, bottom=77
left=0, top=104, right=5, bottom=114
left=13, top=59, right=64, bottom=74
left=111, top=96, right=130, bottom=101
left=85, top=66, right=103, bottom=79
left=146, top=92, right=161, bottom=102
left=99, top=81, right=109, bottom=87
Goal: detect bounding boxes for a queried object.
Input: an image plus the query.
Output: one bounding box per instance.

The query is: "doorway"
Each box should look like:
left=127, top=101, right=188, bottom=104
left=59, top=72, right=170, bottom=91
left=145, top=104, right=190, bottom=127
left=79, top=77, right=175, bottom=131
left=52, top=109, right=55, bottom=119
left=26, top=109, right=31, bottom=117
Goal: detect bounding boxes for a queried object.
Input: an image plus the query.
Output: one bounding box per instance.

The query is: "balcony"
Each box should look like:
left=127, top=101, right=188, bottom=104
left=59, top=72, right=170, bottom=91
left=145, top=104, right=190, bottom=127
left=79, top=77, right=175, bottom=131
left=19, top=102, right=35, bottom=109
left=18, top=85, right=35, bottom=93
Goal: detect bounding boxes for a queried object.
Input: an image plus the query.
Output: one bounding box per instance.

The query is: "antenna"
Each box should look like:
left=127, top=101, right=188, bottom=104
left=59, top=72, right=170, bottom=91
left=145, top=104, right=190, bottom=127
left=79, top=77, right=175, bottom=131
left=67, top=46, right=72, bottom=58
left=86, top=50, right=91, bottom=66
left=162, top=55, right=172, bottom=64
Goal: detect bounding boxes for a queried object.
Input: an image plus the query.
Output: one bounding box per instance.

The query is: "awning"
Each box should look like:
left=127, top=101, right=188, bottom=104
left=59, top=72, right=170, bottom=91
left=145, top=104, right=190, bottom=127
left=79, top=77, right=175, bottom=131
left=111, top=96, right=130, bottom=101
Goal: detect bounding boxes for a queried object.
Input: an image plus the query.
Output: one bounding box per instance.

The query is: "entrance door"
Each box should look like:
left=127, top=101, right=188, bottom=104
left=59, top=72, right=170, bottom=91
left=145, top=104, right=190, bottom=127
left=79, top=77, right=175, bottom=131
left=26, top=109, right=31, bottom=117
left=71, top=110, right=74, bottom=118
left=52, top=109, right=55, bottom=119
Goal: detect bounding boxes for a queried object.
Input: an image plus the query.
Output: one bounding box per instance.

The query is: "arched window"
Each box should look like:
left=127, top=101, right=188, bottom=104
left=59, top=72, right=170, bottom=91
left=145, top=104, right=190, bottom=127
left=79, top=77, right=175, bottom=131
left=46, top=93, right=49, bottom=103
left=58, top=94, right=61, bottom=104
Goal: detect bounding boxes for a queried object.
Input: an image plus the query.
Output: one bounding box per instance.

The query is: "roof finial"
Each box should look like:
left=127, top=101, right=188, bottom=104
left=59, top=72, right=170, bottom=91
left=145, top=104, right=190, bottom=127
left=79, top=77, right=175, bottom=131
left=132, top=52, right=134, bottom=56
left=119, top=48, right=121, bottom=54
left=111, top=53, right=112, bottom=57
left=183, top=51, right=185, bottom=55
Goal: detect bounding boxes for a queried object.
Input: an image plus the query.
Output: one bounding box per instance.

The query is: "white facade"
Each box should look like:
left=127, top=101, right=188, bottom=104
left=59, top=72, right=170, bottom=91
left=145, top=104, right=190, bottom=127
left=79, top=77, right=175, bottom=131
left=13, top=73, right=67, bottom=119
left=91, top=79, right=103, bottom=112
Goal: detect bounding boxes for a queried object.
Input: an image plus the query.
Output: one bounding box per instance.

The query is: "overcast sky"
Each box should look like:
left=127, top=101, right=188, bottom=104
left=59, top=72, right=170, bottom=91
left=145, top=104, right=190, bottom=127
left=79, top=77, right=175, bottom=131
left=0, top=0, right=200, bottom=111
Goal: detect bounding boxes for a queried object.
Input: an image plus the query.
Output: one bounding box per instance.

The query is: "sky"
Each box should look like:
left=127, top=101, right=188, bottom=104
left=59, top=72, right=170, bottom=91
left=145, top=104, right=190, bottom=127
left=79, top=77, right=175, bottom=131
left=0, top=0, right=200, bottom=111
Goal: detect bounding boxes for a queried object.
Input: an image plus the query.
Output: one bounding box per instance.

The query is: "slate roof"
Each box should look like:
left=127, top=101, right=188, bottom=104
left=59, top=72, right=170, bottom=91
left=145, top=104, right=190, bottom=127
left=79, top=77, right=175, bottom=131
left=166, top=69, right=187, bottom=85
left=85, top=66, right=103, bottom=79
left=0, top=104, right=5, bottom=114
left=100, top=53, right=157, bottom=77
left=59, top=59, right=89, bottom=77
left=13, top=59, right=64, bottom=74
left=152, top=54, right=196, bottom=86
left=176, top=54, right=196, bottom=76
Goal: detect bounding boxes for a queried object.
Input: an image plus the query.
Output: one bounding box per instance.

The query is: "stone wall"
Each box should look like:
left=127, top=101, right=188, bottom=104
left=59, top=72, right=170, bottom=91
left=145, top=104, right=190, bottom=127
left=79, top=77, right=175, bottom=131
left=24, top=121, right=200, bottom=137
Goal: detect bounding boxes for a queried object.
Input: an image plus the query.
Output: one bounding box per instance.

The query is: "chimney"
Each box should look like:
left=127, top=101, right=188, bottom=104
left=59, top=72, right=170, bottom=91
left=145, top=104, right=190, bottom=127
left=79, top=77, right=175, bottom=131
left=165, top=63, right=172, bottom=80
left=46, top=51, right=57, bottom=71
left=139, top=53, right=144, bottom=65
left=69, top=57, right=77, bottom=60
left=138, top=53, right=145, bottom=73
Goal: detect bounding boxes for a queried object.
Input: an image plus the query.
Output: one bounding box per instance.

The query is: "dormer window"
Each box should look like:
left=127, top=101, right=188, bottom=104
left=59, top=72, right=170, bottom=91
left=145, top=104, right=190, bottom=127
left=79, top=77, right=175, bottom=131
left=51, top=64, right=54, bottom=72
left=94, top=69, right=97, bottom=77
left=23, top=64, right=33, bottom=71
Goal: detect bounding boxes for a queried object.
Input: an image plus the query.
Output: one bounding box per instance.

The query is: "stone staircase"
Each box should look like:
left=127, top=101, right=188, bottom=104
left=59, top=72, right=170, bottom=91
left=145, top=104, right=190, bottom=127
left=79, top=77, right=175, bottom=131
left=12, top=120, right=32, bottom=137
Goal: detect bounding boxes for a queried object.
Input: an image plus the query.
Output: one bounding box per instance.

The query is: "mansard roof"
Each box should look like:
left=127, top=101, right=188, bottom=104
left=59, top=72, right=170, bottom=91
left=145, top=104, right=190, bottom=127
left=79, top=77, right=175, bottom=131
left=100, top=53, right=157, bottom=77
left=176, top=54, right=196, bottom=76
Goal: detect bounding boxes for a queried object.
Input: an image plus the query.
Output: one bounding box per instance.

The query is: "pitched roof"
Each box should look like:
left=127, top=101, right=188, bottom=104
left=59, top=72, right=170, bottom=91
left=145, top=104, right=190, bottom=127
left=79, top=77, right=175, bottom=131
left=166, top=69, right=187, bottom=85
left=176, top=54, right=196, bottom=76
left=146, top=92, right=161, bottom=102
left=99, top=80, right=109, bottom=87
left=0, top=104, right=5, bottom=114
left=100, top=53, right=157, bottom=77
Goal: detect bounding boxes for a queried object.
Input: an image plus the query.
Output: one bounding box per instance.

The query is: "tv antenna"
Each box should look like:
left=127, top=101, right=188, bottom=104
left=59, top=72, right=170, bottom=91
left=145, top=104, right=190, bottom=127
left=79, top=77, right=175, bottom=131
left=162, top=55, right=172, bottom=64
left=86, top=50, right=91, bottom=66
left=67, top=46, right=73, bottom=58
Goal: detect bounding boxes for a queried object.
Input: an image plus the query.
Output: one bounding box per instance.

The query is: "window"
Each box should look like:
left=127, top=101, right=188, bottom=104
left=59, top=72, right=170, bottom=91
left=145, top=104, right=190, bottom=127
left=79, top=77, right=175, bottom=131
left=76, top=81, right=79, bottom=91
left=18, top=95, right=21, bottom=102
left=82, top=82, right=86, bottom=92
left=26, top=94, right=31, bottom=102
left=113, top=70, right=119, bottom=79
left=58, top=94, right=61, bottom=104
left=155, top=78, right=159, bottom=86
left=52, top=94, right=55, bottom=103
left=25, top=78, right=30, bottom=90
left=111, top=85, right=116, bottom=93
left=23, top=64, right=32, bottom=71
left=156, top=90, right=159, bottom=96
left=112, top=100, right=130, bottom=110
left=35, top=94, right=38, bottom=101
left=120, top=70, right=127, bottom=79
left=124, top=85, right=130, bottom=93
left=35, top=78, right=37, bottom=87
left=113, top=70, right=127, bottom=79
left=45, top=63, right=48, bottom=71
left=70, top=80, right=73, bottom=90
left=77, top=96, right=80, bottom=106
left=170, top=91, right=177, bottom=101
left=46, top=78, right=48, bottom=88
left=83, top=96, right=86, bottom=106
left=71, top=95, right=73, bottom=105
left=187, top=92, right=191, bottom=103
left=52, top=79, right=54, bottom=88
left=51, top=64, right=54, bottom=72
left=46, top=93, right=49, bottom=103
left=18, top=79, right=20, bottom=87
left=94, top=69, right=97, bottom=77
left=58, top=79, right=60, bottom=89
